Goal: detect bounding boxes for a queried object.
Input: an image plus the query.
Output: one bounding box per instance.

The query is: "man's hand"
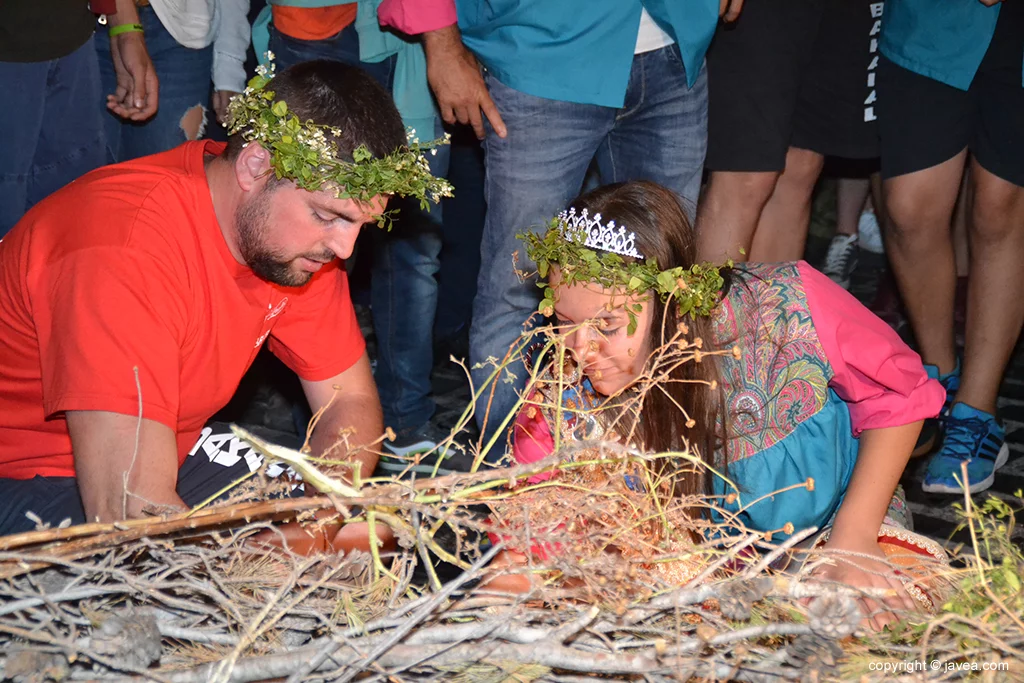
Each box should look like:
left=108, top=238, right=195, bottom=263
left=67, top=410, right=183, bottom=522
left=107, top=31, right=159, bottom=120
left=212, top=90, right=240, bottom=125
left=422, top=24, right=506, bottom=140
left=720, top=0, right=745, bottom=22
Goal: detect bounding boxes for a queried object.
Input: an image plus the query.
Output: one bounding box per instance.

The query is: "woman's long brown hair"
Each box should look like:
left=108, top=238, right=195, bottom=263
left=566, top=181, right=729, bottom=503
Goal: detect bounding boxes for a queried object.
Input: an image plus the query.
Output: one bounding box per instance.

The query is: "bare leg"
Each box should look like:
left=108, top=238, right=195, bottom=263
left=883, top=150, right=968, bottom=375
left=696, top=171, right=780, bottom=263
left=869, top=172, right=883, bottom=217
left=952, top=166, right=971, bottom=277
left=837, top=177, right=871, bottom=237
left=749, top=147, right=825, bottom=262
left=956, top=160, right=1024, bottom=414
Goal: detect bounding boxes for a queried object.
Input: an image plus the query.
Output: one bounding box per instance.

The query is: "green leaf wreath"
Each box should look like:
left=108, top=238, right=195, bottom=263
left=520, top=217, right=726, bottom=335
left=225, top=58, right=454, bottom=228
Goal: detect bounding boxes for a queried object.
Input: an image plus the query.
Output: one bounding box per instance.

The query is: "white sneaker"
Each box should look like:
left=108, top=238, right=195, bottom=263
left=857, top=209, right=885, bottom=254
left=822, top=234, right=859, bottom=290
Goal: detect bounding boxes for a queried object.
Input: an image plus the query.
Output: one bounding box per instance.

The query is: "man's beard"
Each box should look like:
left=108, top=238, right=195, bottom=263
left=236, top=186, right=331, bottom=288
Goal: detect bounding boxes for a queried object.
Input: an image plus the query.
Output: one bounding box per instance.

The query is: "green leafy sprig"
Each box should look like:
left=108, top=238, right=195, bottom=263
left=225, top=58, right=454, bottom=227
left=520, top=218, right=726, bottom=335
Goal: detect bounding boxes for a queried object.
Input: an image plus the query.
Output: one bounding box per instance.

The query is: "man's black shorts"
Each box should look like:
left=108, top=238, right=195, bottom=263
left=877, top=1, right=1024, bottom=187
left=706, top=0, right=884, bottom=172
left=0, top=423, right=303, bottom=536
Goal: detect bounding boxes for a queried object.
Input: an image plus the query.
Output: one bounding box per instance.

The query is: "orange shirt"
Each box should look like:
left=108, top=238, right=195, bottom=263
left=0, top=141, right=365, bottom=479
left=272, top=4, right=358, bottom=42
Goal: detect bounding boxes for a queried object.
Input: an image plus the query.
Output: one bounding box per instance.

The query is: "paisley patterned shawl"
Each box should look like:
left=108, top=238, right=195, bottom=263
left=713, top=263, right=834, bottom=464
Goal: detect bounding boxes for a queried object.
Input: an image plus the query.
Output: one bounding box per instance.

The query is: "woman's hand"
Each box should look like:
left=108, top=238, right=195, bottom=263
left=812, top=532, right=917, bottom=631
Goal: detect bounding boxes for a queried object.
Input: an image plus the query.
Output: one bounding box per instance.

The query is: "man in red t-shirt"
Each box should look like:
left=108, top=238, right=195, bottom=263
left=0, top=60, right=447, bottom=536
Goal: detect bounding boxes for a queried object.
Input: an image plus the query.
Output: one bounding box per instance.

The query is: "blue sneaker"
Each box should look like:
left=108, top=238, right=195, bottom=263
left=913, top=362, right=961, bottom=457
left=922, top=402, right=1009, bottom=494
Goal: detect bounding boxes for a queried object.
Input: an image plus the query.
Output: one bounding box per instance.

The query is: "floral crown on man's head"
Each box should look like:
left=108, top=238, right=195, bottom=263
left=520, top=207, right=726, bottom=334
left=225, top=57, right=453, bottom=227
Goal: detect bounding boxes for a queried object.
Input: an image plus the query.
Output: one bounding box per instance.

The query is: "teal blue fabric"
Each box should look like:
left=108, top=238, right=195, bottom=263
left=252, top=5, right=272, bottom=66
left=355, top=0, right=438, bottom=135
left=250, top=0, right=437, bottom=133
left=456, top=0, right=719, bottom=108
left=880, top=0, right=1002, bottom=91
left=712, top=390, right=858, bottom=539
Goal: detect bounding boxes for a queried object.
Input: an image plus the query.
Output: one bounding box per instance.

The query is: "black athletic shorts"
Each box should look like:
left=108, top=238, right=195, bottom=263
left=0, top=423, right=304, bottom=536
left=877, top=2, right=1024, bottom=187
left=706, top=0, right=884, bottom=172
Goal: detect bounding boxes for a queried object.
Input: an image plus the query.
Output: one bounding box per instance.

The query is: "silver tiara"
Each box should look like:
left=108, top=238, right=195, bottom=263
left=556, top=207, right=644, bottom=259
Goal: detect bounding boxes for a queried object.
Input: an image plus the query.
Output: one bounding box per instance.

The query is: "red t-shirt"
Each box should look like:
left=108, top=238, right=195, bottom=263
left=0, top=141, right=366, bottom=479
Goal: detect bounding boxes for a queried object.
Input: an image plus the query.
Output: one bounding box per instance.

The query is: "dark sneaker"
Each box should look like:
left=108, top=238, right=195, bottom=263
left=378, top=422, right=482, bottom=478
left=913, top=362, right=960, bottom=457
left=923, top=402, right=1009, bottom=494
left=822, top=233, right=859, bottom=290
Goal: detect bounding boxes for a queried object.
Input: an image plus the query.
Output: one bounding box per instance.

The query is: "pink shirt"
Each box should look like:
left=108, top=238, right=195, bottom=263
left=378, top=0, right=457, bottom=35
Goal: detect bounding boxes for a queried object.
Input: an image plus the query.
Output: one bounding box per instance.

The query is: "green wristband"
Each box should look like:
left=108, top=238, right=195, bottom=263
left=109, top=23, right=144, bottom=37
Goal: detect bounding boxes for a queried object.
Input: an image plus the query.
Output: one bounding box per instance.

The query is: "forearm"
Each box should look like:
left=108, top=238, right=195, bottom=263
left=109, top=0, right=142, bottom=27
left=830, top=421, right=921, bottom=542
left=212, top=0, right=250, bottom=93
left=308, top=397, right=383, bottom=485
left=422, top=23, right=465, bottom=60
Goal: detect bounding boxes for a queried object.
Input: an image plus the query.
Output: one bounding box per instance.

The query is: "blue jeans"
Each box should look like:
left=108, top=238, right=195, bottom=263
left=436, top=131, right=486, bottom=343
left=95, top=6, right=213, bottom=162
left=270, top=24, right=449, bottom=434
left=469, top=44, right=708, bottom=445
left=0, top=36, right=106, bottom=237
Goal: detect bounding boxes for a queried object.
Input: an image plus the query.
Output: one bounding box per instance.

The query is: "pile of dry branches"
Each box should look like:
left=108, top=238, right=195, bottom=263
left=1, top=437, right=1021, bottom=682
left=2, top=329, right=1021, bottom=682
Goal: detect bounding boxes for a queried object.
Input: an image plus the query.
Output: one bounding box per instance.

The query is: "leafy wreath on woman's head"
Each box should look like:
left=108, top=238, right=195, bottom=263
left=520, top=216, right=727, bottom=335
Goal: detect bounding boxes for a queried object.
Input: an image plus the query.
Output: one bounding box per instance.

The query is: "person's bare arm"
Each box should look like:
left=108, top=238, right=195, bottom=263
left=106, top=0, right=159, bottom=120
left=815, top=421, right=922, bottom=629
left=66, top=410, right=184, bottom=523
left=300, top=352, right=384, bottom=485
left=719, top=0, right=745, bottom=22
left=422, top=24, right=506, bottom=139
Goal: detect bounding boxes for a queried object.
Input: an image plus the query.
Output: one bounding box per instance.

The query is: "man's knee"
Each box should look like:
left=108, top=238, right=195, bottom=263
left=705, top=170, right=780, bottom=208
left=884, top=181, right=953, bottom=245
left=778, top=148, right=824, bottom=192
left=970, top=173, right=1024, bottom=246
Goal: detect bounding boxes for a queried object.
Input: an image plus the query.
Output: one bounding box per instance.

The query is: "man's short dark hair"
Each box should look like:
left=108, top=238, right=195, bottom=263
left=226, top=59, right=406, bottom=161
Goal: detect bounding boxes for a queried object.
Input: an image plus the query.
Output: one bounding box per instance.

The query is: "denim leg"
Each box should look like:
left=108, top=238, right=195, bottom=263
left=595, top=45, right=708, bottom=219
left=0, top=60, right=47, bottom=236
left=268, top=24, right=394, bottom=87
left=372, top=121, right=449, bottom=432
left=469, top=74, right=613, bottom=446
left=0, top=37, right=106, bottom=236
left=435, top=132, right=486, bottom=342
left=96, top=7, right=213, bottom=162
